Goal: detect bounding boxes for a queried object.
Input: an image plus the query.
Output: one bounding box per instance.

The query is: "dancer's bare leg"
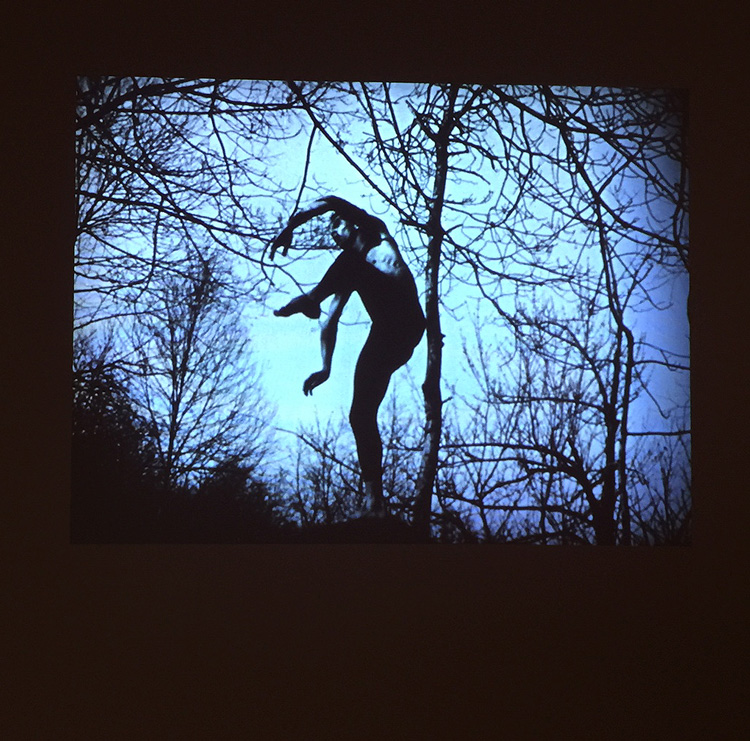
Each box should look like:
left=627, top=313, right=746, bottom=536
left=273, top=294, right=321, bottom=318
left=274, top=253, right=352, bottom=319
left=349, top=336, right=395, bottom=517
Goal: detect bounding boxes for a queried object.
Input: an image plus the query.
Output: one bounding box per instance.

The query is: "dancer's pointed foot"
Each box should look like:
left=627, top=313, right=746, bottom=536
left=273, top=294, right=321, bottom=319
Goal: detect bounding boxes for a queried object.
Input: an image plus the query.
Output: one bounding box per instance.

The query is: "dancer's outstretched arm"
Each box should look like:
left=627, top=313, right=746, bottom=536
left=269, top=196, right=386, bottom=259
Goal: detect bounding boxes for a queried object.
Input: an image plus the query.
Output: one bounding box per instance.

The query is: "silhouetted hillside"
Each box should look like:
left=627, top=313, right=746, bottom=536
left=284, top=515, right=426, bottom=544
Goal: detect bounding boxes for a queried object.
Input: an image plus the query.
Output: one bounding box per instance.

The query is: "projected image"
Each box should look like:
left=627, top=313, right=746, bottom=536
left=73, top=80, right=689, bottom=544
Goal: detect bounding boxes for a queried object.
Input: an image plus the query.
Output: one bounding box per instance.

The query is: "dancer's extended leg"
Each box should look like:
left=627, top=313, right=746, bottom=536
left=274, top=253, right=354, bottom=318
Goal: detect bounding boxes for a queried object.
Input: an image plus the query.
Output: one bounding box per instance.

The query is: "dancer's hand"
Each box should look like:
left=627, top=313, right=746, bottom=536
left=269, top=226, right=293, bottom=259
left=303, top=370, right=330, bottom=396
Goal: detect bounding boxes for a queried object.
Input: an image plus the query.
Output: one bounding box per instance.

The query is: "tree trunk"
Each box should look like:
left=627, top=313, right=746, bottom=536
left=413, top=86, right=458, bottom=541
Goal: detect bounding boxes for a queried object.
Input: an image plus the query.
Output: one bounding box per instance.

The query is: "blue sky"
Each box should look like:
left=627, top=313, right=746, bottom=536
left=75, top=82, right=690, bottom=496
left=241, top=90, right=689, bottom=475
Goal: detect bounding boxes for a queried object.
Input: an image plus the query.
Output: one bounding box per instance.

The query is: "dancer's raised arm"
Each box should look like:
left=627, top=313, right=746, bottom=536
left=268, top=196, right=387, bottom=259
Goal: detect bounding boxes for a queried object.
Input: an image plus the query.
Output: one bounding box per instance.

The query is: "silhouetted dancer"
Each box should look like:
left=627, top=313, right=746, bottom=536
left=270, top=196, right=425, bottom=517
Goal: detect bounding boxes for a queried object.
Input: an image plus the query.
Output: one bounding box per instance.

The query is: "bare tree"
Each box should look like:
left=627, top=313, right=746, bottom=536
left=75, top=76, right=305, bottom=330
left=119, top=247, right=270, bottom=491
left=350, top=83, right=688, bottom=543
left=282, top=418, right=362, bottom=526
left=280, top=388, right=424, bottom=528
left=629, top=427, right=691, bottom=545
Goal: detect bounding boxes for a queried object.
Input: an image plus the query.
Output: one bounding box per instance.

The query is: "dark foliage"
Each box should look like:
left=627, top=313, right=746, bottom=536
left=72, top=342, right=161, bottom=542
left=175, top=461, right=293, bottom=544
left=72, top=343, right=293, bottom=543
left=286, top=514, right=425, bottom=544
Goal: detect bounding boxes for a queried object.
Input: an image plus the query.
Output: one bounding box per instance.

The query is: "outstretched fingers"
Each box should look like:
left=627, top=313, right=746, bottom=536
left=269, top=226, right=293, bottom=260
